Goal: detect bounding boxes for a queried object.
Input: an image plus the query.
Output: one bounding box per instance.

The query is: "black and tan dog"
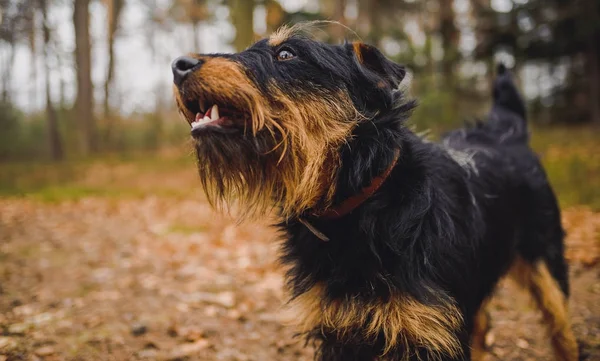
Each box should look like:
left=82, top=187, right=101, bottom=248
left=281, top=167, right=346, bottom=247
left=171, top=24, right=578, bottom=361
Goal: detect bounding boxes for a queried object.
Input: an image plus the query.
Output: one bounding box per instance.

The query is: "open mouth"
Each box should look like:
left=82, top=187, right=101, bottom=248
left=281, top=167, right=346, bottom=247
left=184, top=98, right=246, bottom=134
left=190, top=103, right=225, bottom=130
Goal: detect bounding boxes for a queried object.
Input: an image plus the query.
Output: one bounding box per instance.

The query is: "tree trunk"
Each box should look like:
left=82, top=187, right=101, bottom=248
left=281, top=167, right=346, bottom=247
left=103, top=0, right=124, bottom=147
left=29, top=8, right=38, bottom=110
left=40, top=0, right=63, bottom=160
left=265, top=0, right=285, bottom=34
left=367, top=0, right=383, bottom=46
left=104, top=0, right=123, bottom=118
left=192, top=21, right=201, bottom=52
left=355, top=0, right=370, bottom=38
left=438, top=0, right=458, bottom=89
left=589, top=34, right=600, bottom=125
left=230, top=0, right=254, bottom=52
left=1, top=42, right=15, bottom=102
left=321, top=0, right=347, bottom=42
left=54, top=36, right=67, bottom=110
left=333, top=0, right=347, bottom=39
left=73, top=0, right=96, bottom=155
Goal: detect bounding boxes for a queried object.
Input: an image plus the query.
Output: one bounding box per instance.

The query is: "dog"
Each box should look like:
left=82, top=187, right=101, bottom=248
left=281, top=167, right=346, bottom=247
left=171, top=24, right=579, bottom=361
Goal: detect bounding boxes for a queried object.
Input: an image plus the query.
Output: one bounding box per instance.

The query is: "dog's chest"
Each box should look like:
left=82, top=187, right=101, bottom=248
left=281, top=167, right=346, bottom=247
left=288, top=284, right=464, bottom=357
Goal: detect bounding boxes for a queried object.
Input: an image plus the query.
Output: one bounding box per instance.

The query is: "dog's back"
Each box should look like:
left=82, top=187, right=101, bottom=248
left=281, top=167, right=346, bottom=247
left=444, top=64, right=527, bottom=147
left=442, top=65, right=579, bottom=361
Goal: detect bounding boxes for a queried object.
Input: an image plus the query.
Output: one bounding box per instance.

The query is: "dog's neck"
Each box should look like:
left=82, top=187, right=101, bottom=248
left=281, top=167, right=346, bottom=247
left=315, top=148, right=401, bottom=220
left=294, top=101, right=414, bottom=240
left=298, top=147, right=401, bottom=241
left=277, top=122, right=430, bottom=295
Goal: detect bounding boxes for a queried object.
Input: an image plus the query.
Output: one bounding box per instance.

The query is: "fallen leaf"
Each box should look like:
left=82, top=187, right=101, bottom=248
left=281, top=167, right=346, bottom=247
left=182, top=291, right=236, bottom=308
left=178, top=326, right=205, bottom=342
left=136, top=349, right=158, bottom=359
left=167, top=339, right=210, bottom=359
left=8, top=323, right=29, bottom=335
left=516, top=338, right=529, bottom=349
left=34, top=346, right=56, bottom=356
left=0, top=337, right=17, bottom=351
left=485, top=331, right=495, bottom=347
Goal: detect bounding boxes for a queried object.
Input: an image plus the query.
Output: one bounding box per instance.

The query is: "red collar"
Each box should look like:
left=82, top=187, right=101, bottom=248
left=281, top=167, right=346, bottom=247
left=299, top=149, right=400, bottom=241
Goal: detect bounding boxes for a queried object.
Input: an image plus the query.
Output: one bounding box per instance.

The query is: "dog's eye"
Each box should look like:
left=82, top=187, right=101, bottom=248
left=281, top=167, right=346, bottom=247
left=277, top=49, right=296, bottom=61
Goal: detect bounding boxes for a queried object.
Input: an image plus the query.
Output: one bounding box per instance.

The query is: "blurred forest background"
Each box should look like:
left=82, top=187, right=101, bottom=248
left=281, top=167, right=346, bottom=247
left=1, top=0, right=599, bottom=208
left=1, top=0, right=599, bottom=158
left=1, top=1, right=599, bottom=360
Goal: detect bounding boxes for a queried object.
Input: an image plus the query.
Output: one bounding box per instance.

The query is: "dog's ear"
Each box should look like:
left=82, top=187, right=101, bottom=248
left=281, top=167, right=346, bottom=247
left=350, top=42, right=406, bottom=89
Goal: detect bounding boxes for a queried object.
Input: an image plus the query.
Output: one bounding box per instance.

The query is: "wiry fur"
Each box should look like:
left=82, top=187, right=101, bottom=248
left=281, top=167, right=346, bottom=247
left=269, top=22, right=315, bottom=46
left=288, top=283, right=463, bottom=359
left=470, top=300, right=491, bottom=361
left=508, top=257, right=579, bottom=361
left=172, top=25, right=578, bottom=361
left=174, top=56, right=360, bottom=218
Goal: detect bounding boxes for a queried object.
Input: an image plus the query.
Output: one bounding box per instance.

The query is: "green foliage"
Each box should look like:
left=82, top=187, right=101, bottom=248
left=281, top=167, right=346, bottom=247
left=407, top=76, right=489, bottom=132
left=1, top=123, right=597, bottom=211
left=410, top=85, right=459, bottom=131
left=0, top=161, right=82, bottom=198
left=530, top=126, right=600, bottom=210
left=0, top=101, right=50, bottom=160
left=96, top=112, right=187, bottom=153
left=0, top=150, right=194, bottom=202
left=0, top=103, right=189, bottom=161
left=0, top=100, right=24, bottom=160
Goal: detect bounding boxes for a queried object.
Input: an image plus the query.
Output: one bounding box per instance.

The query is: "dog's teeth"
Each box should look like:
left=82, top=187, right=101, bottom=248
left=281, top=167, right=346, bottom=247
left=210, top=104, right=219, bottom=120
left=199, top=100, right=206, bottom=112
left=191, top=109, right=218, bottom=129
left=191, top=113, right=201, bottom=129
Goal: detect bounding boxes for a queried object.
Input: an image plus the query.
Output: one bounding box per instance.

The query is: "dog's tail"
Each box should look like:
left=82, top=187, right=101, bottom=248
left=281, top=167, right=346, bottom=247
left=487, top=64, right=529, bottom=144
left=493, top=64, right=527, bottom=120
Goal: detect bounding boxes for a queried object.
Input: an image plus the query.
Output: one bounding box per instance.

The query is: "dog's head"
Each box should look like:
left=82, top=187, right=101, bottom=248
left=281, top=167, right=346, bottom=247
left=172, top=24, right=407, bottom=218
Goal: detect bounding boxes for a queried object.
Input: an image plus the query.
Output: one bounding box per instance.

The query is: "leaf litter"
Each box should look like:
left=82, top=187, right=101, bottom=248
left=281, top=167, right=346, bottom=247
left=0, top=197, right=598, bottom=360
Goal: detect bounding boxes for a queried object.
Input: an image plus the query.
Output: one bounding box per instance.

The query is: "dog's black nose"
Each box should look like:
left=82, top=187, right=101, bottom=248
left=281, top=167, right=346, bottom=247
left=172, top=56, right=202, bottom=86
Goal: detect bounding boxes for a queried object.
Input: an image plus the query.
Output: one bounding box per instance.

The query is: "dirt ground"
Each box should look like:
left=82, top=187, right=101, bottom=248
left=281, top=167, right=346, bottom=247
left=1, top=194, right=599, bottom=361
